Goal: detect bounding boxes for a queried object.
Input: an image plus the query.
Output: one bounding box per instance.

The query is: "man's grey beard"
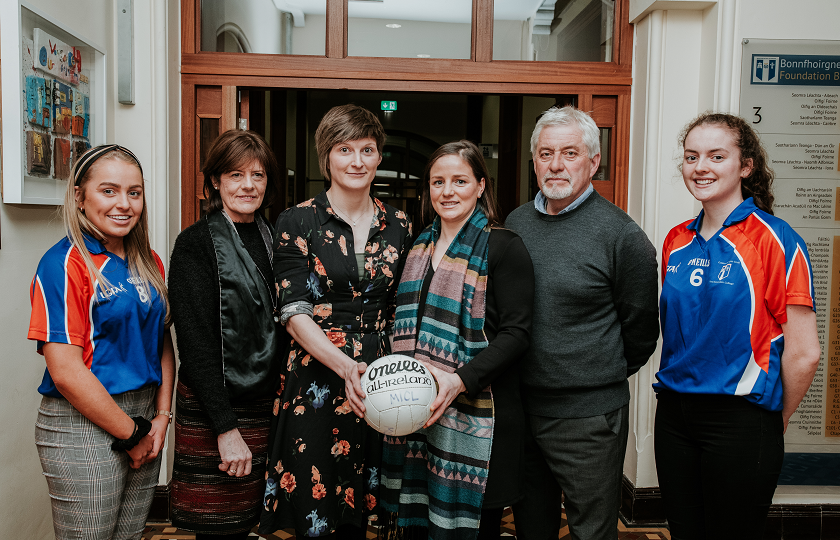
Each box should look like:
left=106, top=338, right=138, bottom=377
left=540, top=175, right=574, bottom=200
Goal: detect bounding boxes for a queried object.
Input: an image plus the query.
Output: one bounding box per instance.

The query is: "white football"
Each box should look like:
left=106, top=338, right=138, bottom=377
left=361, top=354, right=438, bottom=436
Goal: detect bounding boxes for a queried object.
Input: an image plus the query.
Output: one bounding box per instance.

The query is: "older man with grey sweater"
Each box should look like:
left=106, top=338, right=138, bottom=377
left=506, top=106, right=659, bottom=540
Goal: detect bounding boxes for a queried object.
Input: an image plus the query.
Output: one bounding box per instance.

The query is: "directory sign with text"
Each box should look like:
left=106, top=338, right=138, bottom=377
left=740, top=39, right=840, bottom=449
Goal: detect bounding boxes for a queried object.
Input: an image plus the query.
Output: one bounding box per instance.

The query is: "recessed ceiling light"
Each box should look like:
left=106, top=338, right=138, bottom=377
left=385, top=23, right=402, bottom=29
left=417, top=54, right=431, bottom=58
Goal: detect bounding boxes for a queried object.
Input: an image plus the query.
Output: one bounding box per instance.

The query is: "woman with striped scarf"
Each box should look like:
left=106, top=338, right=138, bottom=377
left=382, top=140, right=535, bottom=540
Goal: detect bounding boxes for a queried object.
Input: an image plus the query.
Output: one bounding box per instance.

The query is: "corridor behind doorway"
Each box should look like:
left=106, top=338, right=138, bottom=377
left=214, top=89, right=617, bottom=230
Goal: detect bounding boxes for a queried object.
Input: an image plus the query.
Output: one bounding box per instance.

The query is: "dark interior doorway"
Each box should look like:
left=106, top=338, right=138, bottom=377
left=208, top=88, right=616, bottom=229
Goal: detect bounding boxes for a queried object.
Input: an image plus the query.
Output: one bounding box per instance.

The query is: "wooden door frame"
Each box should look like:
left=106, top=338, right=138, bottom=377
left=180, top=0, right=634, bottom=228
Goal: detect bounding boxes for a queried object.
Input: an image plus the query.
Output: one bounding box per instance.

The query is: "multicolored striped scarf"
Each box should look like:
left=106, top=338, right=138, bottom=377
left=382, top=208, right=494, bottom=540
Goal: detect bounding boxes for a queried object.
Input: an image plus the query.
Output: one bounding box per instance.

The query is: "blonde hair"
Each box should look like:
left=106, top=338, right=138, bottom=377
left=63, top=148, right=170, bottom=325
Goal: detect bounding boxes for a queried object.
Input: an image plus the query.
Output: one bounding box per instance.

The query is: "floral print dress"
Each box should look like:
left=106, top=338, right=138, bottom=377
left=259, top=190, right=412, bottom=537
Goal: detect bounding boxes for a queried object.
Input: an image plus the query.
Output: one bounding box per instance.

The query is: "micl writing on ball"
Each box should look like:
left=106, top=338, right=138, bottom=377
left=390, top=390, right=422, bottom=404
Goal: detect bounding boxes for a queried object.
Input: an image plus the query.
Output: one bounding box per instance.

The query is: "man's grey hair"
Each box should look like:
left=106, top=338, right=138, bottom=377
left=530, top=106, right=601, bottom=159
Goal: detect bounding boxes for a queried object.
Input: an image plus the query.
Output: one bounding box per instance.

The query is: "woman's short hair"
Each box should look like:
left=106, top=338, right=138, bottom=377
left=202, top=130, right=280, bottom=214
left=678, top=112, right=775, bottom=214
left=530, top=106, right=601, bottom=159
left=315, top=104, right=386, bottom=181
left=420, top=140, right=501, bottom=228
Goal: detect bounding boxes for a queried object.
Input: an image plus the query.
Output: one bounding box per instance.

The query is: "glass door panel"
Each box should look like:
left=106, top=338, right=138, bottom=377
left=347, top=0, right=471, bottom=59
left=201, top=0, right=326, bottom=55
left=493, top=0, right=615, bottom=62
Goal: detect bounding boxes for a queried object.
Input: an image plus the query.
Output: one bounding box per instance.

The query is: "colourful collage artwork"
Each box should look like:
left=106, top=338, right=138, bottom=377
left=25, top=76, right=51, bottom=128
left=54, top=139, right=72, bottom=181
left=26, top=131, right=52, bottom=175
left=72, top=90, right=89, bottom=137
left=52, top=81, right=72, bottom=135
left=33, top=28, right=81, bottom=85
left=74, top=140, right=91, bottom=164
left=24, top=30, right=91, bottom=180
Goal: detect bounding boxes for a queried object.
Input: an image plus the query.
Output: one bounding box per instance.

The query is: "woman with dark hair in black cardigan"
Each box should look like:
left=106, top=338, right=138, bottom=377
left=168, top=130, right=287, bottom=539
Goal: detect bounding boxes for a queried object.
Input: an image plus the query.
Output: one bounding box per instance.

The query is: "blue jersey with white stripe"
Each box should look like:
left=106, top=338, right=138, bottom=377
left=655, top=198, right=815, bottom=411
left=28, top=236, right=166, bottom=397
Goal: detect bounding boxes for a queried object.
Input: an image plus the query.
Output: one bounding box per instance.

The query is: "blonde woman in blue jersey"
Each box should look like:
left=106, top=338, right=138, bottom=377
left=654, top=113, right=820, bottom=539
left=29, top=145, right=175, bottom=540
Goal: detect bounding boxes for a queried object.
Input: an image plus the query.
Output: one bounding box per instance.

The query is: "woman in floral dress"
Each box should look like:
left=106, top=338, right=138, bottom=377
left=259, top=104, right=412, bottom=539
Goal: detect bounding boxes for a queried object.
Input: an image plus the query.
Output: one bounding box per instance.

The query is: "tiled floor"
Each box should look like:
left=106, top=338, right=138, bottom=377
left=141, top=507, right=671, bottom=539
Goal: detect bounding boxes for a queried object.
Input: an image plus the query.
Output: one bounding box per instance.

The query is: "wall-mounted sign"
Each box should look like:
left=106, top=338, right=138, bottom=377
left=750, top=54, right=840, bottom=86
left=381, top=100, right=397, bottom=111
left=740, top=39, right=840, bottom=450
left=479, top=143, right=498, bottom=159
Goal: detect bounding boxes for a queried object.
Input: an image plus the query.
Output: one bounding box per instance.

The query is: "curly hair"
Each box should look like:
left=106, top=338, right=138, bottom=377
left=679, top=112, right=775, bottom=214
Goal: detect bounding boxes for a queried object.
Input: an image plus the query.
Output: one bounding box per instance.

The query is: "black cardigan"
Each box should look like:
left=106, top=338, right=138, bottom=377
left=418, top=227, right=535, bottom=508
left=168, top=217, right=287, bottom=435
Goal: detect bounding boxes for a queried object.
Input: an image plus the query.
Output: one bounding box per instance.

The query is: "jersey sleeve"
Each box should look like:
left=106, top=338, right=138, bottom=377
left=763, top=224, right=815, bottom=325
left=152, top=250, right=166, bottom=280
left=782, top=228, right=815, bottom=310
left=661, top=231, right=677, bottom=284
left=661, top=221, right=693, bottom=284
left=28, top=248, right=91, bottom=353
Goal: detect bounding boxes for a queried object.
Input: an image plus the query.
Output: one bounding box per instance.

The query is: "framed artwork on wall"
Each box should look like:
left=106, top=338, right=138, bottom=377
left=0, top=0, right=105, bottom=205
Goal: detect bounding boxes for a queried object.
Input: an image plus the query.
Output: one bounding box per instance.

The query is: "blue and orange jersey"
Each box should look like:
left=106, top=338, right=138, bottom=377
left=28, top=235, right=167, bottom=397
left=655, top=198, right=815, bottom=411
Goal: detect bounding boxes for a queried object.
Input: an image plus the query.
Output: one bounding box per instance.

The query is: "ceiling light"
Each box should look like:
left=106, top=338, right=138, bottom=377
left=417, top=54, right=431, bottom=58
left=385, top=23, right=401, bottom=29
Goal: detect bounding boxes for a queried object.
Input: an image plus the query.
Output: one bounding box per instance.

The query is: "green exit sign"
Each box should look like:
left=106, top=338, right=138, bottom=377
left=381, top=101, right=398, bottom=111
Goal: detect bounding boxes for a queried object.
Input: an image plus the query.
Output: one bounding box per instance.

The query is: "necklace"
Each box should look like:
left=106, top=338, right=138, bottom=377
left=330, top=197, right=373, bottom=227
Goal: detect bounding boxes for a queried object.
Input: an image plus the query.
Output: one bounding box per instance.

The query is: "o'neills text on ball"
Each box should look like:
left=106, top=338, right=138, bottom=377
left=366, top=360, right=427, bottom=381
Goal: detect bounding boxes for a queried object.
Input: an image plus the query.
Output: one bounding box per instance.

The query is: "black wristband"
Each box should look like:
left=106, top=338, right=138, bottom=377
left=111, top=416, right=152, bottom=452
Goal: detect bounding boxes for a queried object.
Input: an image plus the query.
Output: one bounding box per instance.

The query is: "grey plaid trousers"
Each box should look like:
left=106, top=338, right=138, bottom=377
left=35, top=385, right=161, bottom=540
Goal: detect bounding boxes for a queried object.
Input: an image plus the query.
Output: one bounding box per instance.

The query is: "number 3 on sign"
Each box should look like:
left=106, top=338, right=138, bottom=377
left=690, top=268, right=703, bottom=287
left=753, top=106, right=762, bottom=124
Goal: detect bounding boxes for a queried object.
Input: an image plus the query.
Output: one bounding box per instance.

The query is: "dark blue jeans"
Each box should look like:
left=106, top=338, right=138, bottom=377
left=654, top=391, right=784, bottom=540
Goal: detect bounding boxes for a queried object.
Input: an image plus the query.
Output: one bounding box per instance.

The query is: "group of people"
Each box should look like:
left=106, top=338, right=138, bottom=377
left=28, top=102, right=819, bottom=540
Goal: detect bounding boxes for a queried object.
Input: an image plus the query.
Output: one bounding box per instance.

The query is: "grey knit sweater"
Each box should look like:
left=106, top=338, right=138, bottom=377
left=505, top=191, right=660, bottom=418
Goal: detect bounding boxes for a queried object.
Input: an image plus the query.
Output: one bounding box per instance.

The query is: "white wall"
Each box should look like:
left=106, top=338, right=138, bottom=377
left=493, top=19, right=529, bottom=61
left=626, top=0, right=840, bottom=497
left=201, top=0, right=285, bottom=54
left=348, top=17, right=471, bottom=59
left=0, top=0, right=177, bottom=537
